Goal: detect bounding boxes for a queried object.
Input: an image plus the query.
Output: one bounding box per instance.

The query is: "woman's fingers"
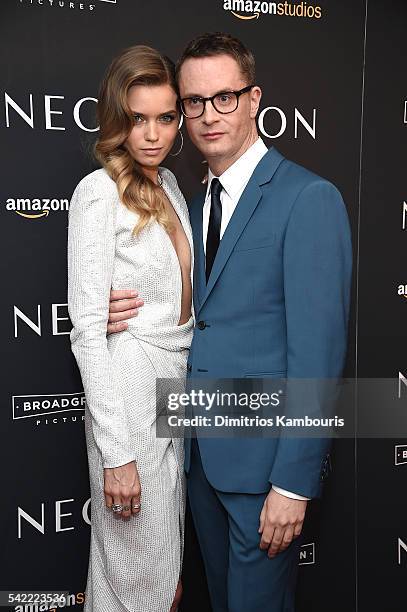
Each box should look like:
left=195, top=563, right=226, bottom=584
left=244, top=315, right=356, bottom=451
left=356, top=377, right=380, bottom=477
left=104, top=463, right=141, bottom=520
left=131, top=493, right=141, bottom=515
left=131, top=470, right=142, bottom=515
left=104, top=463, right=142, bottom=520
left=121, top=489, right=133, bottom=519
left=104, top=493, right=113, bottom=509
left=112, top=494, right=123, bottom=519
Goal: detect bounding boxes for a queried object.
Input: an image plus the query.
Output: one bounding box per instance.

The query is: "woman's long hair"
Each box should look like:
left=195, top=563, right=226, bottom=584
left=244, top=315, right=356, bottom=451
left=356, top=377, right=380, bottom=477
left=94, top=45, right=178, bottom=235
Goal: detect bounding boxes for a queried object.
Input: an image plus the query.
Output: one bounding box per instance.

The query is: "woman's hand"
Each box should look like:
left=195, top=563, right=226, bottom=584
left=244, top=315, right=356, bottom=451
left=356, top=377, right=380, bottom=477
left=170, top=579, right=183, bottom=612
left=104, top=461, right=141, bottom=519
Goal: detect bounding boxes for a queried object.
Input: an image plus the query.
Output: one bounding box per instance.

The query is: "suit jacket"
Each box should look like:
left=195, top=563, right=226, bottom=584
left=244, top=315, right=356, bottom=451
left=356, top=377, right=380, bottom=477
left=184, top=146, right=352, bottom=498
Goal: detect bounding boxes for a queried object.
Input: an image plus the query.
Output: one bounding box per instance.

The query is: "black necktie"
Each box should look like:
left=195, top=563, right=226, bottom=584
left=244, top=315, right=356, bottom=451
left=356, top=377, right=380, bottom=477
left=205, top=178, right=223, bottom=283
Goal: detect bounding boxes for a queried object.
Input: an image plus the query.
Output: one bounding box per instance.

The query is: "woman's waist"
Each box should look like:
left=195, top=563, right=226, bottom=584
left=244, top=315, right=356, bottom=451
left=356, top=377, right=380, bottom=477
left=109, top=314, right=193, bottom=352
left=136, top=302, right=192, bottom=326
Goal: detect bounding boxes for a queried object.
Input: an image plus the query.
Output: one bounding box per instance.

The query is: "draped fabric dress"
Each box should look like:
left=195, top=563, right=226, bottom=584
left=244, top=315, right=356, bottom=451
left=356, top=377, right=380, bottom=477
left=67, top=166, right=194, bottom=611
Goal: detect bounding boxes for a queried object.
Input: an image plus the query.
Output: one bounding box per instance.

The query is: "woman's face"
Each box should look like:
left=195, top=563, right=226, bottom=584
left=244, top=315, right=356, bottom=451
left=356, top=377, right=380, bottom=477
left=125, top=83, right=179, bottom=173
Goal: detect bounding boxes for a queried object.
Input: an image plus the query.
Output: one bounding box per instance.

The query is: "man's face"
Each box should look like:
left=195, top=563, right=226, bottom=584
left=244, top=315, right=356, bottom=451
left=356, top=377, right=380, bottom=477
left=178, top=54, right=261, bottom=166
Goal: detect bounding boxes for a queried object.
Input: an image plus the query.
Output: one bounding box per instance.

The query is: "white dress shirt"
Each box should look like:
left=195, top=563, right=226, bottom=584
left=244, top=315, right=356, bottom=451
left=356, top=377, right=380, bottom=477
left=203, top=137, right=310, bottom=502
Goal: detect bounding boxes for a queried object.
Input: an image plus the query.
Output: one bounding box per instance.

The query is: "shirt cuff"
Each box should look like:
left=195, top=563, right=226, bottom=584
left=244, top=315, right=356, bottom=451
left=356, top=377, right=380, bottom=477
left=272, top=485, right=310, bottom=501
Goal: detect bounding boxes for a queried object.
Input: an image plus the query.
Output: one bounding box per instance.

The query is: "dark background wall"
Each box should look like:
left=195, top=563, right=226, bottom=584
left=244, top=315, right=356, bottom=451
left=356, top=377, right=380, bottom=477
left=0, top=0, right=405, bottom=610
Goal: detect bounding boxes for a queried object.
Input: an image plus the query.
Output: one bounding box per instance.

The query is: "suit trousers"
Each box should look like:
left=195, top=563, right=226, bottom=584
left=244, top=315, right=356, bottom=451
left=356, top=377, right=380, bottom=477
left=187, top=438, right=302, bottom=612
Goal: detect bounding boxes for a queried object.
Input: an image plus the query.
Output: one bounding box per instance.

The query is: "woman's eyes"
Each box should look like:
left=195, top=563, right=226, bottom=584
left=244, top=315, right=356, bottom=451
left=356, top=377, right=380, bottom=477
left=160, top=114, right=176, bottom=123
left=132, top=114, right=176, bottom=124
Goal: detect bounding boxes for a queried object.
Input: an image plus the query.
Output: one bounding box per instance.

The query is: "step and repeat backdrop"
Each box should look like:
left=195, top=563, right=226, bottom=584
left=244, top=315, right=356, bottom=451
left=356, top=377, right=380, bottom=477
left=0, top=0, right=405, bottom=610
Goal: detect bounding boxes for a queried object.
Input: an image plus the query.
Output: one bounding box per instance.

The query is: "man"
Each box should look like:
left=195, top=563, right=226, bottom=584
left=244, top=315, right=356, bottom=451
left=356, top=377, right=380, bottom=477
left=107, top=33, right=352, bottom=612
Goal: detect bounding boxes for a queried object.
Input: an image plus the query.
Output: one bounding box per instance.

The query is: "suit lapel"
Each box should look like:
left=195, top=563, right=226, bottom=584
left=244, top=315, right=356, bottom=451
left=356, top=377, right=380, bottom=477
left=201, top=180, right=262, bottom=309
left=198, top=146, right=285, bottom=314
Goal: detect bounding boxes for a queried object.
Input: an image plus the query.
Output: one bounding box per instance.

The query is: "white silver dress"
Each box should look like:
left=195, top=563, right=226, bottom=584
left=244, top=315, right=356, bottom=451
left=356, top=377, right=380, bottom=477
left=67, top=167, right=194, bottom=612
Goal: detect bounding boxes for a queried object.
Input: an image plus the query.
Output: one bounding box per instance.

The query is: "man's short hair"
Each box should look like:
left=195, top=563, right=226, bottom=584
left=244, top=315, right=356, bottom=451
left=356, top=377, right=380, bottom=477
left=176, top=32, right=256, bottom=85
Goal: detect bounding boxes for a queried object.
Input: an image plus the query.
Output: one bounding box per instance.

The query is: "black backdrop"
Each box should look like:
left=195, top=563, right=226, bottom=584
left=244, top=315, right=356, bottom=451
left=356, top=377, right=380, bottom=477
left=0, top=0, right=405, bottom=610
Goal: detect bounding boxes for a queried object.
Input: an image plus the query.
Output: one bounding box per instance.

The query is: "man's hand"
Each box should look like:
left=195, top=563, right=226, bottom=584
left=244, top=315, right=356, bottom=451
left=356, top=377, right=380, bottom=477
left=258, top=489, right=307, bottom=558
left=108, top=289, right=144, bottom=334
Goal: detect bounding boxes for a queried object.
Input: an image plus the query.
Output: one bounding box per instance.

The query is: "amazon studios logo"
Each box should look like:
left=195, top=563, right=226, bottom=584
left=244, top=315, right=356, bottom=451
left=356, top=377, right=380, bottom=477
left=223, top=0, right=322, bottom=20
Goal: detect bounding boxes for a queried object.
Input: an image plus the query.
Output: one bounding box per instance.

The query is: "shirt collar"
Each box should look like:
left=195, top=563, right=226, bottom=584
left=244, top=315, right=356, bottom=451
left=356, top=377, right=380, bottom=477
left=205, top=137, right=268, bottom=201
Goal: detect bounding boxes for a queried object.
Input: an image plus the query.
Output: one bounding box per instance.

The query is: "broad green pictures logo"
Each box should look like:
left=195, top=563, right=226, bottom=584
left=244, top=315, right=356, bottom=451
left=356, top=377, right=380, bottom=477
left=18, top=0, right=118, bottom=11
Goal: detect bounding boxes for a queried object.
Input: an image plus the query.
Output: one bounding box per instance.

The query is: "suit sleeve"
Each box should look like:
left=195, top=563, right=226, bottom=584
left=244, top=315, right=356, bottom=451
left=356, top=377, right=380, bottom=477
left=268, top=179, right=352, bottom=498
left=67, top=174, right=136, bottom=469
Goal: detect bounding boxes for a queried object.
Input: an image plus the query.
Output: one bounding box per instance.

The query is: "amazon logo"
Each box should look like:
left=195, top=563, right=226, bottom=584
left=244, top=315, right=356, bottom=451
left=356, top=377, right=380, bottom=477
left=223, top=0, right=322, bottom=20
left=5, top=197, right=69, bottom=219
left=398, top=284, right=407, bottom=300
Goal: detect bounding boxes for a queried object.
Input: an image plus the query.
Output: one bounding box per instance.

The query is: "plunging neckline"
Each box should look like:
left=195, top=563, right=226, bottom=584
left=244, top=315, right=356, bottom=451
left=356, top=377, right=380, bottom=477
left=158, top=172, right=193, bottom=326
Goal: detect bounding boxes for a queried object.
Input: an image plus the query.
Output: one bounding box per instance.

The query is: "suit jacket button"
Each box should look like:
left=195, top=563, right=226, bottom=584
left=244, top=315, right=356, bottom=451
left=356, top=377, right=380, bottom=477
left=197, top=320, right=206, bottom=330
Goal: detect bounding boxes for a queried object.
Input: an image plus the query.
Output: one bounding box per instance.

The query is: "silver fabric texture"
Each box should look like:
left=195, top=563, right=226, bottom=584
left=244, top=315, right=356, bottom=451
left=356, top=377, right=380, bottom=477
left=67, top=166, right=194, bottom=611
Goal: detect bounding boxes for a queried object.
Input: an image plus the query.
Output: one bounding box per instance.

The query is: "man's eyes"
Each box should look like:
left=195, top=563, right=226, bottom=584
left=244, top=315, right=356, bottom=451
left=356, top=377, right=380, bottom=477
left=187, top=93, right=233, bottom=104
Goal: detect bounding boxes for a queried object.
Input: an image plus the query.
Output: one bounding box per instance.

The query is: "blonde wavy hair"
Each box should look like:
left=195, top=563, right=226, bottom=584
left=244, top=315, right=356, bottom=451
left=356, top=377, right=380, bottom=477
left=94, top=45, right=179, bottom=235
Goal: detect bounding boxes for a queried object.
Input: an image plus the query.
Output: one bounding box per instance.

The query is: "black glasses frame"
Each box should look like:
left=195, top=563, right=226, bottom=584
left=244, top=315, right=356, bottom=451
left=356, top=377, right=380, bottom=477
left=180, top=85, right=255, bottom=118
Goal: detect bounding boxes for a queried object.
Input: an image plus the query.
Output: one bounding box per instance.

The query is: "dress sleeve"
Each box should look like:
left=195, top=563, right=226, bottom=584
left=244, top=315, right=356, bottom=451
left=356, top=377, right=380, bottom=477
left=67, top=172, right=136, bottom=469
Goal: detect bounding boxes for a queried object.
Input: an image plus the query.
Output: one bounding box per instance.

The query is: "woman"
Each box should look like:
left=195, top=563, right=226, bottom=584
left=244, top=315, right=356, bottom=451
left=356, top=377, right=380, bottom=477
left=67, top=45, right=193, bottom=611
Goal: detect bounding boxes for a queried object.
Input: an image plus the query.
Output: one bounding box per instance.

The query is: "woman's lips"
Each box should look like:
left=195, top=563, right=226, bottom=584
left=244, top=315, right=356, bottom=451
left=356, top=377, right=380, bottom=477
left=141, top=147, right=163, bottom=156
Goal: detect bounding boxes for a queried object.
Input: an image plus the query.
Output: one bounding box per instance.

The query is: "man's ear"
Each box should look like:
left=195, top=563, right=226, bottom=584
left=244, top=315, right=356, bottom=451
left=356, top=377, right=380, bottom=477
left=250, top=86, right=262, bottom=118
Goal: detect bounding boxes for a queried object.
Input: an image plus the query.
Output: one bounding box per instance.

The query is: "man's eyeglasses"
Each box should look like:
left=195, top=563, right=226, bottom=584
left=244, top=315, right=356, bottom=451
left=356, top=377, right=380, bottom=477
left=180, top=85, right=255, bottom=119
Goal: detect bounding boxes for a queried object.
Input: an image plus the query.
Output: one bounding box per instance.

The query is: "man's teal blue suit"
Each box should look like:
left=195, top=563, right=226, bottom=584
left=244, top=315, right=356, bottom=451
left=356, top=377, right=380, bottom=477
left=184, top=146, right=352, bottom=611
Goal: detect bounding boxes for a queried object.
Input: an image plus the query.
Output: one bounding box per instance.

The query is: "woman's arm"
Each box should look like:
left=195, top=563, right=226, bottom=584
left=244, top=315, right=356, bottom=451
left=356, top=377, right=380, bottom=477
left=67, top=171, right=136, bottom=469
